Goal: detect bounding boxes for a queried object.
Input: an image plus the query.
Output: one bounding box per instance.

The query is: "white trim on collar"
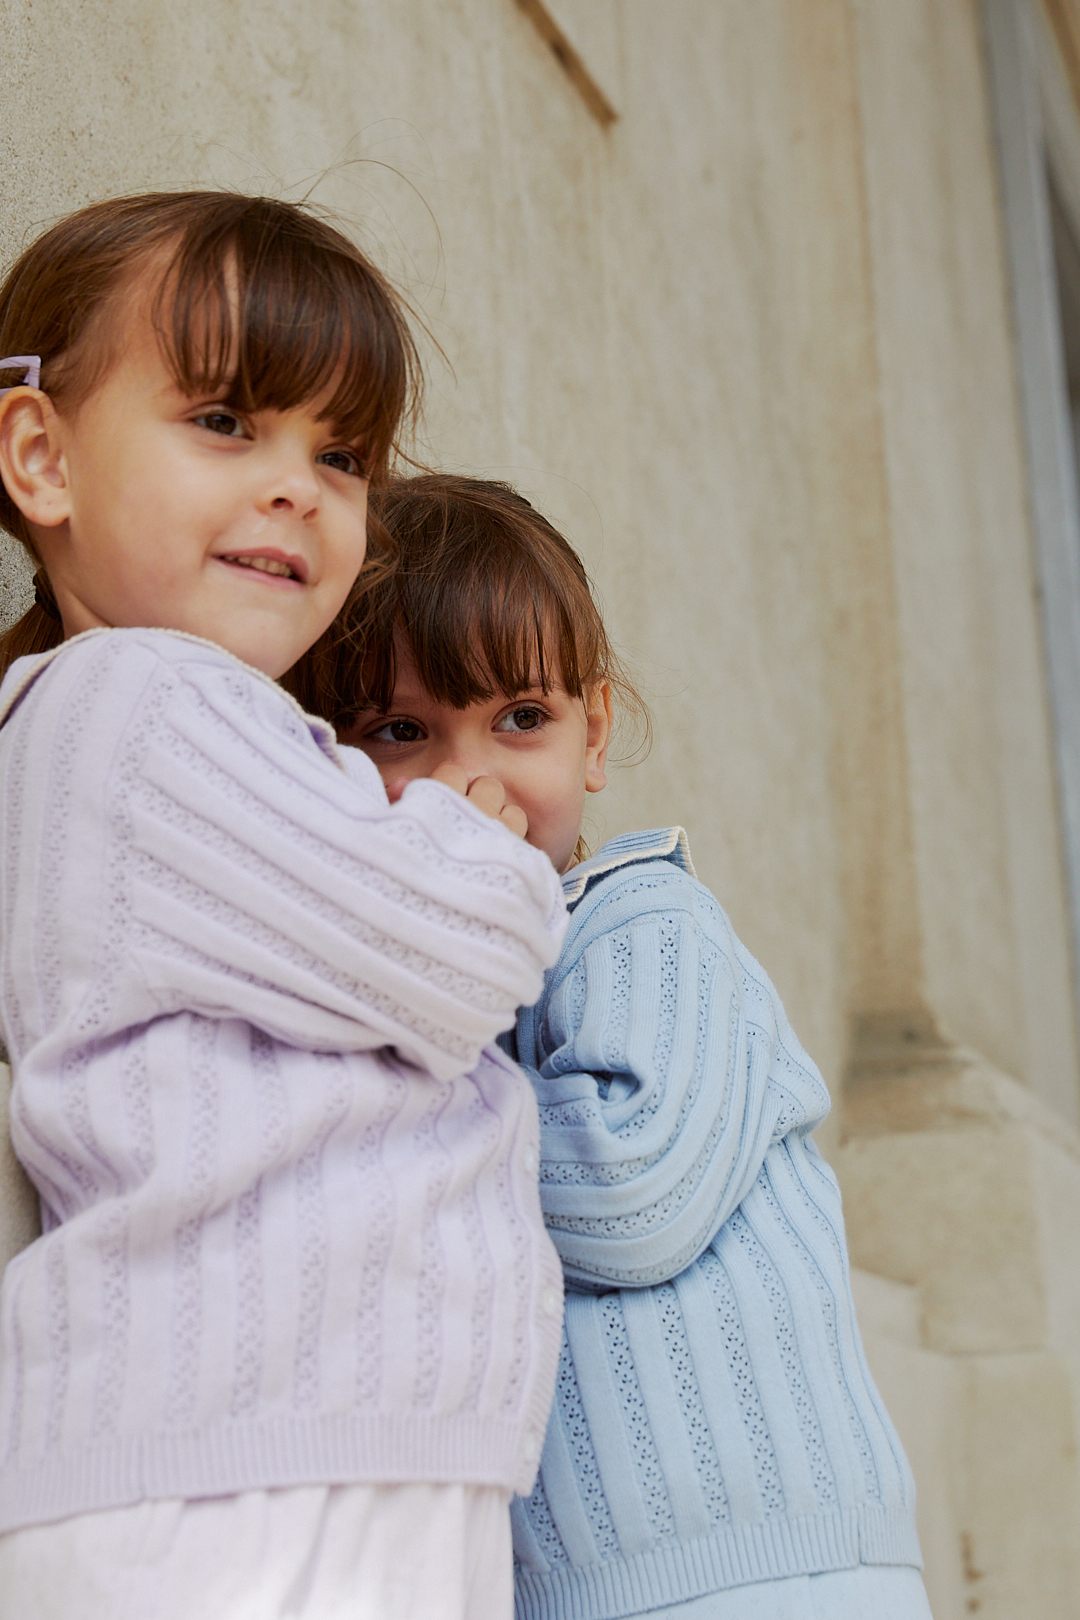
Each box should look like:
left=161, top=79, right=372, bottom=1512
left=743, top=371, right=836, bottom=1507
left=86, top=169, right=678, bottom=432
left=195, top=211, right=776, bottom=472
left=561, top=826, right=695, bottom=903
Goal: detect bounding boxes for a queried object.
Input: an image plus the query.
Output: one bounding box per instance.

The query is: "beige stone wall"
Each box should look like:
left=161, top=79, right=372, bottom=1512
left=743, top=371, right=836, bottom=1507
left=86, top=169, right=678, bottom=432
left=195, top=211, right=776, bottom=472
left=3, top=0, right=1080, bottom=1611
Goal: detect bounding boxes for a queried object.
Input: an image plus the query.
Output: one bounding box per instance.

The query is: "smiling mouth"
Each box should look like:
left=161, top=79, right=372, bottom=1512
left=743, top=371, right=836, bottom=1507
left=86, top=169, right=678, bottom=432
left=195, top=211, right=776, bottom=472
left=218, top=553, right=305, bottom=583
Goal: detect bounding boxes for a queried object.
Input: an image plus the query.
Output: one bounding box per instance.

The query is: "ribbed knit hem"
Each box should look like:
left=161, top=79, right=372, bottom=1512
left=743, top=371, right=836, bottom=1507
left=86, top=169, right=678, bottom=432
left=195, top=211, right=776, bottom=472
left=513, top=1506, right=922, bottom=1620
left=0, top=1413, right=533, bottom=1533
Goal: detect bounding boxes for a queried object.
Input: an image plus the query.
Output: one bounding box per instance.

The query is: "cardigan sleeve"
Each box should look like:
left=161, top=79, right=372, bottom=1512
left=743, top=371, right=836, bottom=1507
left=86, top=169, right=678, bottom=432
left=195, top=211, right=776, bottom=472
left=522, top=864, right=830, bottom=1288
left=97, top=636, right=566, bottom=1081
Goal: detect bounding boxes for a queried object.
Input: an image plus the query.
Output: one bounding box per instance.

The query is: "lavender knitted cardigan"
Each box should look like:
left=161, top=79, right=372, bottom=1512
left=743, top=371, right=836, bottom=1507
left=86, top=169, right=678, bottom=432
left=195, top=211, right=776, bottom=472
left=0, top=628, right=566, bottom=1532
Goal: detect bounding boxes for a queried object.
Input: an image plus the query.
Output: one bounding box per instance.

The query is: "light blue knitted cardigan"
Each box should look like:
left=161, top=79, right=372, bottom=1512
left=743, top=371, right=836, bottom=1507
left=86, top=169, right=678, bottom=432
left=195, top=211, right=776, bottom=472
left=507, top=830, right=921, bottom=1620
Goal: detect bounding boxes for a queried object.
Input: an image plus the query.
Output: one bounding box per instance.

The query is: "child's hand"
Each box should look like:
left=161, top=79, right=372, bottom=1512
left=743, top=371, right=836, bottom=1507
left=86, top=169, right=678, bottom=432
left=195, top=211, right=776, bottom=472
left=393, top=762, right=528, bottom=839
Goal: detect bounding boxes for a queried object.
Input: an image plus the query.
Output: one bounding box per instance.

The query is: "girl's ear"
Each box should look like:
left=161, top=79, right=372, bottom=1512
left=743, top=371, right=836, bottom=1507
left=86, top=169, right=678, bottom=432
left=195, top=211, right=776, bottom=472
left=585, top=681, right=613, bottom=794
left=0, top=389, right=72, bottom=531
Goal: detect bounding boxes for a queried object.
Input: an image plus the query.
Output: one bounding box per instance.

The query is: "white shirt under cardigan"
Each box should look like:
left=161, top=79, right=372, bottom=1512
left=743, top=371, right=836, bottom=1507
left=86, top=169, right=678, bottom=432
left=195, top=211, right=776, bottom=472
left=507, top=830, right=922, bottom=1620
left=0, top=628, right=567, bottom=1533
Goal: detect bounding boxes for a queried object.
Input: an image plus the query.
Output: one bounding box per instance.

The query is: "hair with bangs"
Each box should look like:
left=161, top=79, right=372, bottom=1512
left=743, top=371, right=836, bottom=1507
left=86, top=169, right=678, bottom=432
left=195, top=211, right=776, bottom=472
left=286, top=473, right=649, bottom=755
left=0, top=189, right=421, bottom=675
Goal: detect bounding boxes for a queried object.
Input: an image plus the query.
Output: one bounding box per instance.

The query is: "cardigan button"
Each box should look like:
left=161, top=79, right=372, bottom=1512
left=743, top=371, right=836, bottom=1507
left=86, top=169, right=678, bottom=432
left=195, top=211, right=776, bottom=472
left=541, top=1286, right=560, bottom=1317
left=523, top=1145, right=538, bottom=1175
left=522, top=1430, right=541, bottom=1465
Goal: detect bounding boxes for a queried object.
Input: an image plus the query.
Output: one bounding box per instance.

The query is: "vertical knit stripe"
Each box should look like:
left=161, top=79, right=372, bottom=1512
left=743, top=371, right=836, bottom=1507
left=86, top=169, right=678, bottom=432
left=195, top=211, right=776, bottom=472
left=538, top=1396, right=605, bottom=1566
left=620, top=1288, right=711, bottom=1539
left=672, top=1264, right=761, bottom=1521
left=652, top=1283, right=733, bottom=1526
left=537, top=1329, right=620, bottom=1563
left=565, top=1299, right=654, bottom=1555
left=780, top=1142, right=915, bottom=1505
left=575, top=947, right=614, bottom=1071
left=706, top=1230, right=835, bottom=1512
left=725, top=1211, right=859, bottom=1505
left=746, top=1181, right=881, bottom=1505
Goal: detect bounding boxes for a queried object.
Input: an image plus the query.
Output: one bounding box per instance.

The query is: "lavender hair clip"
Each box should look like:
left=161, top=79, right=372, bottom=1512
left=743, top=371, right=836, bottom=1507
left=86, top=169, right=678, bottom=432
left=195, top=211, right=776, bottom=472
left=0, top=355, right=41, bottom=393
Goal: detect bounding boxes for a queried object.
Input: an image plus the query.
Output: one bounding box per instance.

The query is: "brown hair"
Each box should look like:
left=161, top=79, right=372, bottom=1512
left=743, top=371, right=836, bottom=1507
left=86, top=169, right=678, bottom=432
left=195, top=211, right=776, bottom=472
left=286, top=472, right=648, bottom=752
left=0, top=189, right=421, bottom=676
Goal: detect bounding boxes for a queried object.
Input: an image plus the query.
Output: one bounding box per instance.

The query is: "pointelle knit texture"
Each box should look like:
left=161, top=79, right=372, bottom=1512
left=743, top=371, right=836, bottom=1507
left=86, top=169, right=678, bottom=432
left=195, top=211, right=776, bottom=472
left=506, top=830, right=921, bottom=1620
left=0, top=628, right=567, bottom=1532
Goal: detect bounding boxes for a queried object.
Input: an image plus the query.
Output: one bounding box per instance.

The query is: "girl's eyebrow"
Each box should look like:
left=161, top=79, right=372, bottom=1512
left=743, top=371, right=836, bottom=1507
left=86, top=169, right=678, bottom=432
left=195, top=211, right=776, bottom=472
left=359, top=689, right=428, bottom=713
left=359, top=684, right=552, bottom=717
left=158, top=375, right=228, bottom=405
left=506, top=682, right=561, bottom=700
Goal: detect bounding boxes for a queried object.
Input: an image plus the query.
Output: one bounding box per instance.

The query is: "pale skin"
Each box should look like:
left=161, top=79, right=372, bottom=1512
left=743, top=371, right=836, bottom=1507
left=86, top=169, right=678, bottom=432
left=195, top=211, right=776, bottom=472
left=0, top=277, right=527, bottom=833
left=342, top=650, right=613, bottom=872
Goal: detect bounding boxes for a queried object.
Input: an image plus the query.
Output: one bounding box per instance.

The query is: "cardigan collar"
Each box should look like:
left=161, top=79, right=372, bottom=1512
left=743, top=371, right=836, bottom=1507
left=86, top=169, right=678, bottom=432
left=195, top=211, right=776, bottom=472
left=561, top=826, right=695, bottom=905
left=0, top=626, right=342, bottom=767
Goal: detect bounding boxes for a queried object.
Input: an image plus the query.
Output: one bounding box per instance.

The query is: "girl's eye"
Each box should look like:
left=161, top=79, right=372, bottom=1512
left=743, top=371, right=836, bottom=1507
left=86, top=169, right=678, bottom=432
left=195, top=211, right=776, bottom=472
left=318, top=447, right=367, bottom=478
left=367, top=717, right=425, bottom=745
left=495, top=705, right=547, bottom=734
left=194, top=409, right=245, bottom=438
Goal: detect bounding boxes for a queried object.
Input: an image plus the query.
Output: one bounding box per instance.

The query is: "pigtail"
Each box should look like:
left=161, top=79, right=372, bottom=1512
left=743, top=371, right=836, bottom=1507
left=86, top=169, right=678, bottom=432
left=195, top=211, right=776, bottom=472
left=0, top=575, right=62, bottom=681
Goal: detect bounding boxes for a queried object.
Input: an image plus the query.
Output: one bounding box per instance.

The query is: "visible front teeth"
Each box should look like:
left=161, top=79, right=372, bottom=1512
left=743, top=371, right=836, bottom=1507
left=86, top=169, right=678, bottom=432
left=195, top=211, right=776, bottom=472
left=223, top=555, right=294, bottom=577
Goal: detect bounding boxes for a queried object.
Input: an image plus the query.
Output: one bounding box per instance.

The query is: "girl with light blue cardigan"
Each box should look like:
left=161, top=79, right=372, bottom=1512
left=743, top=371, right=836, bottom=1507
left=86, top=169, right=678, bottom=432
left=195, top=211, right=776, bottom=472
left=338, top=473, right=935, bottom=1620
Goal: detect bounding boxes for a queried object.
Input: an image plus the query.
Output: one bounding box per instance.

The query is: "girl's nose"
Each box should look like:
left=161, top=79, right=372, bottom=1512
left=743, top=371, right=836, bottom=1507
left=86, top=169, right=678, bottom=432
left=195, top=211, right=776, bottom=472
left=258, top=453, right=320, bottom=519
left=442, top=742, right=495, bottom=781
